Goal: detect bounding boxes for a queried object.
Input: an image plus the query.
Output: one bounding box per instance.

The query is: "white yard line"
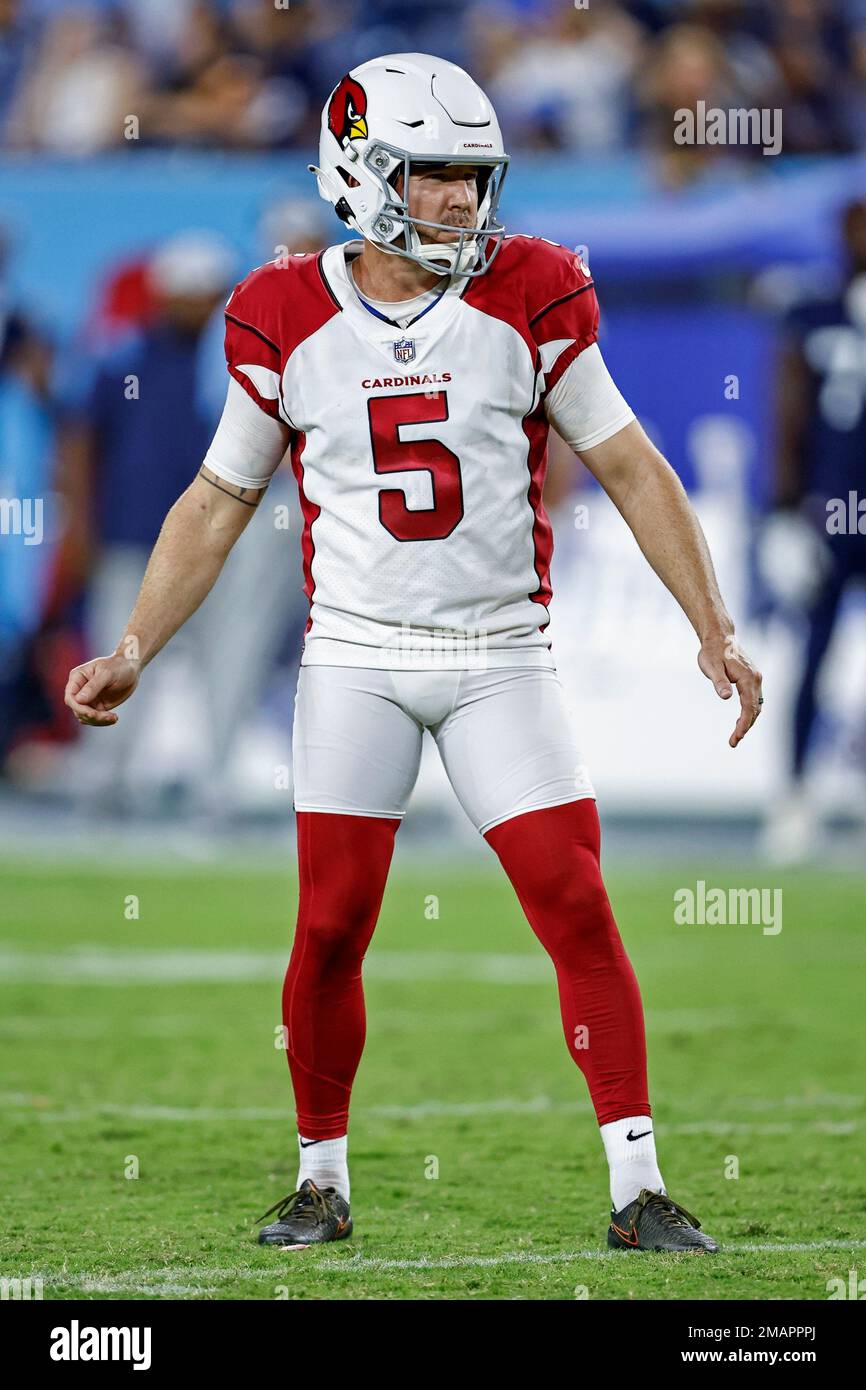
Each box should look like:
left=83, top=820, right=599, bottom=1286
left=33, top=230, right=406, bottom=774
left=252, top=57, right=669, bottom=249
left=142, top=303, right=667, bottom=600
left=76, top=1280, right=216, bottom=1296
left=290, top=1238, right=866, bottom=1270
left=0, top=1006, right=750, bottom=1037
left=0, top=947, right=297, bottom=985
left=0, top=945, right=555, bottom=985
left=0, top=946, right=803, bottom=994
left=0, top=946, right=555, bottom=985
left=28, top=1237, right=866, bottom=1292
left=1, top=1092, right=862, bottom=1129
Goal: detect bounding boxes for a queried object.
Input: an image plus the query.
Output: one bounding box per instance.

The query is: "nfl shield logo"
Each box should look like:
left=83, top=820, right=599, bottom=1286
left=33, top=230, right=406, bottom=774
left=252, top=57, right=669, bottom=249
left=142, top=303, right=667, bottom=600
left=393, top=337, right=416, bottom=364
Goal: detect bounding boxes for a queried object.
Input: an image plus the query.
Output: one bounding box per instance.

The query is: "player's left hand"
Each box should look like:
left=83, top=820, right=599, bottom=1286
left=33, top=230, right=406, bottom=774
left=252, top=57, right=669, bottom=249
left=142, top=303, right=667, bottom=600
left=697, top=633, right=763, bottom=749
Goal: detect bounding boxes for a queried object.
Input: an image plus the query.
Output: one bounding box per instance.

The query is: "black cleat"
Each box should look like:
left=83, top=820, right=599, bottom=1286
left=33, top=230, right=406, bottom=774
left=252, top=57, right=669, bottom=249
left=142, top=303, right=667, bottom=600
left=255, top=1178, right=352, bottom=1247
left=608, top=1187, right=719, bottom=1252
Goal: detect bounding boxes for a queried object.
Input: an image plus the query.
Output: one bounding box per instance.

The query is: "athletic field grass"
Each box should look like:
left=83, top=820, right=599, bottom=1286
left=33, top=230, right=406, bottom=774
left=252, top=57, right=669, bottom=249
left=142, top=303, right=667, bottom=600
left=1, top=856, right=864, bottom=1300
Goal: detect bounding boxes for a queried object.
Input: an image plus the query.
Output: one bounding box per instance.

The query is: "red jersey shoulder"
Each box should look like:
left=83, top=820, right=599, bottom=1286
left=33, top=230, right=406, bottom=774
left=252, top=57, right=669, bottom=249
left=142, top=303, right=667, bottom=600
left=493, top=235, right=594, bottom=320
left=225, top=252, right=336, bottom=360
left=466, top=235, right=599, bottom=386
left=223, top=252, right=340, bottom=418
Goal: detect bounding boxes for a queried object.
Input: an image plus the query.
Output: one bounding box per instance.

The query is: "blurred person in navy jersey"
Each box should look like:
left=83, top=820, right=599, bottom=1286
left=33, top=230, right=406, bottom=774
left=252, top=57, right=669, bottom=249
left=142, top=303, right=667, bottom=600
left=60, top=231, right=240, bottom=814
left=760, top=199, right=866, bottom=861
left=62, top=218, right=317, bottom=819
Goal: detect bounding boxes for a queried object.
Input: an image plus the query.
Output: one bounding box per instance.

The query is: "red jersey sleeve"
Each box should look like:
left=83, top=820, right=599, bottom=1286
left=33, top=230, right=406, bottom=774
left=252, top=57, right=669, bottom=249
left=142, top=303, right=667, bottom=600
left=223, top=263, right=284, bottom=421
left=527, top=241, right=599, bottom=393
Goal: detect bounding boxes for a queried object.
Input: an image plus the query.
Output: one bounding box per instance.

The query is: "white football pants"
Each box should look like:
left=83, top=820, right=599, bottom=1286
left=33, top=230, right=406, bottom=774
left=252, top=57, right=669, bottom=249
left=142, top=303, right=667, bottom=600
left=291, top=663, right=595, bottom=835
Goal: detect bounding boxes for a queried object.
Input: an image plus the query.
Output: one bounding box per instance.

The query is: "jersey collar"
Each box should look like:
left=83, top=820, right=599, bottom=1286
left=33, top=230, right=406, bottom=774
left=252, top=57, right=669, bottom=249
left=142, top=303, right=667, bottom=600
left=320, top=240, right=466, bottom=362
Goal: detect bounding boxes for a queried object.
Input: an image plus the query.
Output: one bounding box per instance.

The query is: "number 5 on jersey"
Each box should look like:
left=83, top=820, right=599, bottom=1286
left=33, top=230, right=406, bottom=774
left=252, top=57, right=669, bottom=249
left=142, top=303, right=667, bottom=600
left=367, top=390, right=465, bottom=541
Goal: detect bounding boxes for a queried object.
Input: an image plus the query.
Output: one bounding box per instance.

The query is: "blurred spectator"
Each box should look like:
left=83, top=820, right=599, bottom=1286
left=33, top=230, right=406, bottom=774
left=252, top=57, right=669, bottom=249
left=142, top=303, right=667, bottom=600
left=637, top=22, right=755, bottom=183
left=139, top=0, right=337, bottom=150
left=259, top=192, right=333, bottom=259
left=84, top=256, right=159, bottom=350
left=138, top=1, right=269, bottom=150
left=117, top=0, right=202, bottom=72
left=0, top=0, right=39, bottom=142
left=487, top=3, right=643, bottom=153
left=765, top=0, right=856, bottom=155
left=228, top=0, right=342, bottom=147
left=5, top=5, right=146, bottom=155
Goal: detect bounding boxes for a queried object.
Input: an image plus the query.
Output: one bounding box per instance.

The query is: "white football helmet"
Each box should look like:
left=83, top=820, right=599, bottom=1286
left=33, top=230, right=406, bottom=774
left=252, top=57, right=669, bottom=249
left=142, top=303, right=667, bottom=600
left=309, top=52, right=509, bottom=279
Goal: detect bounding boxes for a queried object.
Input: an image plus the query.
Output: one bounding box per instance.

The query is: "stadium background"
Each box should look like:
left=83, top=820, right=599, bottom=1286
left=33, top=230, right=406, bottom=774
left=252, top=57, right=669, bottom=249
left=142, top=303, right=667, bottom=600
left=1, top=0, right=865, bottom=1301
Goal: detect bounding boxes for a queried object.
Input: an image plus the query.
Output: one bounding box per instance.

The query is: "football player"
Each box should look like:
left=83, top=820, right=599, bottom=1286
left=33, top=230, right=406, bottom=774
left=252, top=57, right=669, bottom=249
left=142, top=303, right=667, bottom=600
left=65, top=53, right=763, bottom=1254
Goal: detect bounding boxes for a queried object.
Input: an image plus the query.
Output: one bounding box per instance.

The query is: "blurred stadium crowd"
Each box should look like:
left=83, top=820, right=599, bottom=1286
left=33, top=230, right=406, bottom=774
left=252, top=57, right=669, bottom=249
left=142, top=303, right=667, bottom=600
left=0, top=0, right=865, bottom=162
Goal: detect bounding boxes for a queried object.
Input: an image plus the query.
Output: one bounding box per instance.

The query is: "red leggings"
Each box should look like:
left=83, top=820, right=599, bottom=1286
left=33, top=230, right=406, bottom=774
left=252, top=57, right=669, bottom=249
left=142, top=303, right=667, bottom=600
left=283, top=799, right=650, bottom=1138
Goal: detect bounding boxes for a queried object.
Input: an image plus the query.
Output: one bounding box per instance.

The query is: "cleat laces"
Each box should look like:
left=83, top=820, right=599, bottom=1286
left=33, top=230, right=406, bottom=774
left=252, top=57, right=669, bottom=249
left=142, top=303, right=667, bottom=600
left=639, top=1189, right=702, bottom=1231
left=256, top=1182, right=333, bottom=1227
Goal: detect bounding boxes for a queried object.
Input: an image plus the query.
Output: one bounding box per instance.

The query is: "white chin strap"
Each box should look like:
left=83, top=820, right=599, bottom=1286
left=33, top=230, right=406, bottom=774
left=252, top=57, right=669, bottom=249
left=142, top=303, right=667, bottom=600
left=403, top=220, right=479, bottom=276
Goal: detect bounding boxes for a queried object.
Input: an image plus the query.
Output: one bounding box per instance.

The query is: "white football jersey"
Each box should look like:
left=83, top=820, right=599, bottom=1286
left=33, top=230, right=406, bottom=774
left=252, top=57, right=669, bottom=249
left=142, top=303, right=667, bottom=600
left=209, top=235, right=634, bottom=669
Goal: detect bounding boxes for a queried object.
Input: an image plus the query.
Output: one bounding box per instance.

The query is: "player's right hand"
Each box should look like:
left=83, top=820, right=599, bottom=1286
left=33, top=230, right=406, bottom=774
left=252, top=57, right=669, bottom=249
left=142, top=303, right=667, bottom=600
left=64, top=654, right=141, bottom=727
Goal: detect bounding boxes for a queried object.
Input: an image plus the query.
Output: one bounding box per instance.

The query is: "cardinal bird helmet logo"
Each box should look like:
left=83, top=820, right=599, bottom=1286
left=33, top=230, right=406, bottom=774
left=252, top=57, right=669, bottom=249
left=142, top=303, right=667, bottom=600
left=327, top=75, right=368, bottom=148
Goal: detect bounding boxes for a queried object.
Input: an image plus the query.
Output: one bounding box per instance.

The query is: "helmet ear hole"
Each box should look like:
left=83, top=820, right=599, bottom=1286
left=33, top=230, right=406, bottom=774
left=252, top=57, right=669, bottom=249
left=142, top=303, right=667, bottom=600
left=337, top=167, right=361, bottom=189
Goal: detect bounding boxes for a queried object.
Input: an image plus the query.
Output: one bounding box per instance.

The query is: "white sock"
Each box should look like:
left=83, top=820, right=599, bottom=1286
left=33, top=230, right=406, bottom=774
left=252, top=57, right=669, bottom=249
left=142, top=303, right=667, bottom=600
left=600, top=1115, right=665, bottom=1212
left=297, top=1133, right=350, bottom=1203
